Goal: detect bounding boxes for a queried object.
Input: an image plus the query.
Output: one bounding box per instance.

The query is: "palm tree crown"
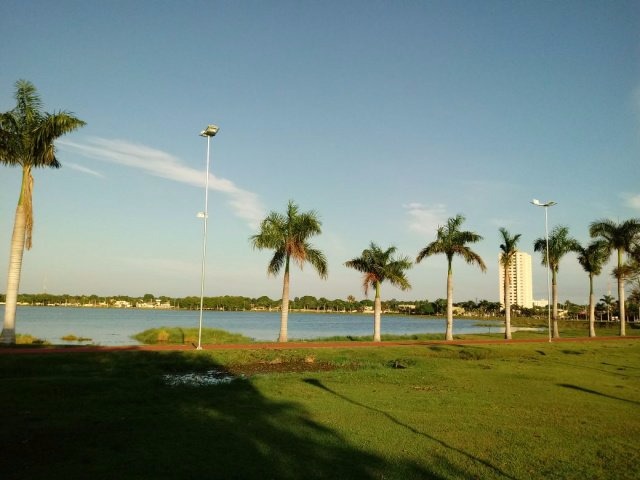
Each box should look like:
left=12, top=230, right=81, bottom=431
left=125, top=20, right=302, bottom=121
left=589, top=218, right=640, bottom=256
left=345, top=242, right=411, bottom=341
left=417, top=215, right=486, bottom=271
left=251, top=200, right=328, bottom=278
left=499, top=227, right=522, bottom=269
left=250, top=200, right=327, bottom=342
left=345, top=243, right=412, bottom=296
left=533, top=225, right=580, bottom=273
left=576, top=240, right=609, bottom=278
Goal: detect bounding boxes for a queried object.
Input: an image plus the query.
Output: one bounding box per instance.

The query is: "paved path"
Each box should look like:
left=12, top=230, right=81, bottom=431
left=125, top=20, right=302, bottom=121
left=1, top=335, right=638, bottom=355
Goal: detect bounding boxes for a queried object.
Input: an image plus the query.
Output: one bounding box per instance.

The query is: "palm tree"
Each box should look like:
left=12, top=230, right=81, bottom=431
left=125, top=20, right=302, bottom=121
left=499, top=228, right=521, bottom=340
left=416, top=214, right=486, bottom=341
left=346, top=295, right=356, bottom=312
left=589, top=218, right=640, bottom=336
left=250, top=200, right=327, bottom=342
left=575, top=240, right=609, bottom=337
left=345, top=243, right=412, bottom=341
left=0, top=80, right=86, bottom=344
left=533, top=225, right=580, bottom=338
left=599, top=294, right=616, bottom=322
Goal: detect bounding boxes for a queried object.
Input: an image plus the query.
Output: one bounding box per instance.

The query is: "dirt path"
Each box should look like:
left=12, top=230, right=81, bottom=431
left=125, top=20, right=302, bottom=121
left=1, top=335, right=638, bottom=355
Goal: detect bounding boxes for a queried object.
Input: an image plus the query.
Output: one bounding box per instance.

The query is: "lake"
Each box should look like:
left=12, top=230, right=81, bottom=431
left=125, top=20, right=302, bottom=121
left=0, top=305, right=502, bottom=345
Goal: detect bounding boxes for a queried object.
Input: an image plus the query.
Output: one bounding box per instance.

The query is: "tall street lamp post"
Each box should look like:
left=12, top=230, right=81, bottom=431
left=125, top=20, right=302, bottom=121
left=197, top=124, right=219, bottom=350
left=531, top=199, right=557, bottom=342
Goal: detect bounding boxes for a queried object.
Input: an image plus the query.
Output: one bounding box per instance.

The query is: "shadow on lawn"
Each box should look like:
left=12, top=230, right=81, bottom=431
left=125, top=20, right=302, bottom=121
left=303, top=378, right=517, bottom=480
left=0, top=351, right=432, bottom=480
left=558, top=383, right=640, bottom=406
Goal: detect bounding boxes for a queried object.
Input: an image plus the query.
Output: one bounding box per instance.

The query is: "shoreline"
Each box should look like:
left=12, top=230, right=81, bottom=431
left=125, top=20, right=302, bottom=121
left=1, top=335, right=638, bottom=355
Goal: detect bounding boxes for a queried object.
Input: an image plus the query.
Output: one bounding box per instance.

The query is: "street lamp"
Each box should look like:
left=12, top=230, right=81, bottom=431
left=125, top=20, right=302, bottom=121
left=531, top=199, right=557, bottom=342
left=197, top=124, right=219, bottom=350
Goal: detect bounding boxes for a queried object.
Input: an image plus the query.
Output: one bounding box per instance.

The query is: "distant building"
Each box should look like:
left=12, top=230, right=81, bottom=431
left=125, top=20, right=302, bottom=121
left=532, top=299, right=549, bottom=308
left=498, top=251, right=533, bottom=309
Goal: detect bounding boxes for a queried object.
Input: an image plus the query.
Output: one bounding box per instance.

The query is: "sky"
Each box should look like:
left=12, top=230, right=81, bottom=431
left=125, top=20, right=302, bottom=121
left=1, top=1, right=639, bottom=304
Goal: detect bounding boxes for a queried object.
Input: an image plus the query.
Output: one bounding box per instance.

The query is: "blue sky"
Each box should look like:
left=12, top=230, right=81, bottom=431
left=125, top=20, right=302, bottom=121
left=1, top=1, right=639, bottom=303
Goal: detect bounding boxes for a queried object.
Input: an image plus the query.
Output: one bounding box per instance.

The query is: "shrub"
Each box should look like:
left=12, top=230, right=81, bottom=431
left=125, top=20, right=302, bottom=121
left=134, top=327, right=252, bottom=345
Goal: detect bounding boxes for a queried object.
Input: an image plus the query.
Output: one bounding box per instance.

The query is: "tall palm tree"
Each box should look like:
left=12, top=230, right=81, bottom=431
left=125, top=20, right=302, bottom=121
left=575, top=240, right=609, bottom=337
left=345, top=243, right=412, bottom=341
left=498, top=227, right=521, bottom=340
left=416, top=214, right=486, bottom=341
left=589, top=218, right=640, bottom=336
left=533, top=225, right=580, bottom=338
left=0, top=80, right=86, bottom=344
left=250, top=200, right=327, bottom=342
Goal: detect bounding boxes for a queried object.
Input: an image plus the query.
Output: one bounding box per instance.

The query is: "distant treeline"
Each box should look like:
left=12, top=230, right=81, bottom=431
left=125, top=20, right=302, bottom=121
left=0, top=292, right=515, bottom=316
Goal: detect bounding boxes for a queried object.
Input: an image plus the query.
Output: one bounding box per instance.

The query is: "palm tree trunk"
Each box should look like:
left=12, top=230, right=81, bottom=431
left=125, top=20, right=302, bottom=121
left=504, top=266, right=511, bottom=340
left=551, top=270, right=559, bottom=338
left=1, top=168, right=30, bottom=345
left=446, top=265, right=453, bottom=341
left=279, top=261, right=290, bottom=343
left=373, top=282, right=381, bottom=342
left=588, top=274, right=596, bottom=337
left=617, top=249, right=626, bottom=337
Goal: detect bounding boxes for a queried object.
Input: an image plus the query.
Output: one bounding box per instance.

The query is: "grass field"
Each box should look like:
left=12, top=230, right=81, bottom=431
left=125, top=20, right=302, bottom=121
left=0, top=339, right=638, bottom=479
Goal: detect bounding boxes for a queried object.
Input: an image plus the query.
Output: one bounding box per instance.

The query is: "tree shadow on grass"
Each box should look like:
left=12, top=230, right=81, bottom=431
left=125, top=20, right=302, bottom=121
left=303, top=378, right=517, bottom=480
left=0, top=351, right=432, bottom=480
left=558, top=383, right=640, bottom=406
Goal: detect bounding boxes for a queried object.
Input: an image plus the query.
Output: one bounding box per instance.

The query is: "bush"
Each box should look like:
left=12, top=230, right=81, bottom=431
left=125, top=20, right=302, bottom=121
left=133, top=327, right=253, bottom=345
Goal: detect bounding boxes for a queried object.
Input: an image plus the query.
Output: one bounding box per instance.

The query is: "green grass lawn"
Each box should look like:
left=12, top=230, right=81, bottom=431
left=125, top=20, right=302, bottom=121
left=0, top=340, right=638, bottom=479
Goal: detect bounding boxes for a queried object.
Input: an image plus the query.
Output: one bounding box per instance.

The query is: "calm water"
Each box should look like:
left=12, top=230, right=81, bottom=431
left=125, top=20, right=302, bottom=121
left=0, top=305, right=501, bottom=345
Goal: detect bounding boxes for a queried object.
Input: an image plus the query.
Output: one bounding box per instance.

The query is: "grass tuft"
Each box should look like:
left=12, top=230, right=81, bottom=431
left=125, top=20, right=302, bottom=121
left=134, top=327, right=253, bottom=345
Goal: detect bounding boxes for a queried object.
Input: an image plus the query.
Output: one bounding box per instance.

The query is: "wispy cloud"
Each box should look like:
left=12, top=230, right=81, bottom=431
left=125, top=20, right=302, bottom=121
left=58, top=137, right=265, bottom=228
left=621, top=192, right=640, bottom=210
left=403, top=202, right=447, bottom=235
left=65, top=162, right=104, bottom=178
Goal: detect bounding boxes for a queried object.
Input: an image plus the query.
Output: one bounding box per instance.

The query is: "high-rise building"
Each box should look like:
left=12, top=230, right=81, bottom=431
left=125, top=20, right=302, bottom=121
left=498, top=251, right=533, bottom=309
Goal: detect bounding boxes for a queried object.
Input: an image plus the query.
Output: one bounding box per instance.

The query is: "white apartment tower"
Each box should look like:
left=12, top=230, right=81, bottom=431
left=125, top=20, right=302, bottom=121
left=498, top=251, right=533, bottom=309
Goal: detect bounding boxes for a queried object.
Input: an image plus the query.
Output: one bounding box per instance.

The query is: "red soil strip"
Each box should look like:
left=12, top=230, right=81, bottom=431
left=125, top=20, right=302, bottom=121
left=1, top=335, right=638, bottom=355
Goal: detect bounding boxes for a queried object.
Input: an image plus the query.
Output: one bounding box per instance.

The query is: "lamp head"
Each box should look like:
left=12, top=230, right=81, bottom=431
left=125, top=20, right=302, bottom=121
left=531, top=199, right=557, bottom=207
left=200, top=125, right=219, bottom=137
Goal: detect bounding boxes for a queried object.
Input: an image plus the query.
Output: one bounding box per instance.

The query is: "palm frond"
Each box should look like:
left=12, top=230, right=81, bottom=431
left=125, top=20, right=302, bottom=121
left=305, top=246, right=328, bottom=279
left=576, top=240, right=610, bottom=276
left=499, top=227, right=521, bottom=267
left=267, top=248, right=286, bottom=276
left=533, top=225, right=579, bottom=271
left=416, top=240, right=445, bottom=263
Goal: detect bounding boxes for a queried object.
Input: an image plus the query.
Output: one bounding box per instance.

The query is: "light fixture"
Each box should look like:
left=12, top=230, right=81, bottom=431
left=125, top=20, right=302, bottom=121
left=200, top=125, right=219, bottom=137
